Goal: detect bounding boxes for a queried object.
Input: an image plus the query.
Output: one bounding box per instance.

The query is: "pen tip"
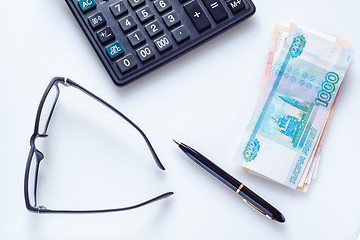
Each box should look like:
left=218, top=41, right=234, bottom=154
left=172, top=139, right=181, bottom=146
left=279, top=214, right=286, bottom=223
left=273, top=212, right=286, bottom=223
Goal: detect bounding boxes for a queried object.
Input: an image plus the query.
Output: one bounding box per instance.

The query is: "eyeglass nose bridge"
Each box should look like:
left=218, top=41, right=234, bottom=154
left=32, top=133, right=48, bottom=162
left=37, top=133, right=49, bottom=138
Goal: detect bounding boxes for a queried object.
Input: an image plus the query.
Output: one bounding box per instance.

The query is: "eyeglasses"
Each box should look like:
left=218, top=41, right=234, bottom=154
left=24, top=77, right=173, bottom=213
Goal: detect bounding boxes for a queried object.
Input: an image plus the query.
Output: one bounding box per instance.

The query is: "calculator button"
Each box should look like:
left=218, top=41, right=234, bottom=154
left=78, top=0, right=96, bottom=12
left=127, top=30, right=146, bottom=47
left=162, top=11, right=181, bottom=29
left=154, top=35, right=173, bottom=53
left=88, top=12, right=106, bottom=29
left=128, top=0, right=145, bottom=9
left=105, top=41, right=124, bottom=59
left=97, top=27, right=115, bottom=44
left=145, top=20, right=164, bottom=38
left=226, top=0, right=245, bottom=14
left=171, top=25, right=190, bottom=43
left=117, top=54, right=137, bottom=73
left=136, top=44, right=155, bottom=62
left=203, top=0, right=228, bottom=23
left=136, top=6, right=155, bottom=23
left=110, top=1, right=128, bottom=18
left=184, top=1, right=211, bottom=32
left=119, top=15, right=137, bottom=32
left=153, top=0, right=172, bottom=14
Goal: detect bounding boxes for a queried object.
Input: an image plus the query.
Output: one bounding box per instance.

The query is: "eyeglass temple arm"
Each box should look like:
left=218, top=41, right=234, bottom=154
left=30, top=191, right=174, bottom=214
left=60, top=78, right=166, bottom=170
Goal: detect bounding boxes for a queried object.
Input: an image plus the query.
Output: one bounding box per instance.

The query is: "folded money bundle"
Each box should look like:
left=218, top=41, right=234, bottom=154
left=235, top=24, right=353, bottom=192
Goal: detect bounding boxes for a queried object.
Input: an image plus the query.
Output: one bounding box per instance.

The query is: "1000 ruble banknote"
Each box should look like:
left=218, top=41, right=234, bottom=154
left=235, top=25, right=353, bottom=190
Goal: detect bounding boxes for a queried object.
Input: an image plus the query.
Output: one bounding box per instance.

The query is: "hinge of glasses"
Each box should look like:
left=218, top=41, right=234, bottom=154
left=36, top=205, right=47, bottom=213
left=61, top=78, right=71, bottom=87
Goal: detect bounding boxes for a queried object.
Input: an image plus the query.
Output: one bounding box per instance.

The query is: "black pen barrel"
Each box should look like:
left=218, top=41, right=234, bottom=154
left=179, top=143, right=241, bottom=192
left=178, top=142, right=285, bottom=223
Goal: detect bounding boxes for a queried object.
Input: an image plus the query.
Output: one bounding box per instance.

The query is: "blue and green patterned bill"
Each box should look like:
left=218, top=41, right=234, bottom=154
left=235, top=26, right=353, bottom=189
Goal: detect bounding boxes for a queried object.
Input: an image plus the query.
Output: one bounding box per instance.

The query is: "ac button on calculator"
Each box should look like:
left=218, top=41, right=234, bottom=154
left=66, top=0, right=255, bottom=86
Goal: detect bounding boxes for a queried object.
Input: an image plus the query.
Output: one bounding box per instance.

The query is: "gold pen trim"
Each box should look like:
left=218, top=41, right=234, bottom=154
left=243, top=198, right=272, bottom=220
left=235, top=184, right=244, bottom=194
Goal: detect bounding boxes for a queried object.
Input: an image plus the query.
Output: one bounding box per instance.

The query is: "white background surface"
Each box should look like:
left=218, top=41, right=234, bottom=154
left=1, top=0, right=360, bottom=239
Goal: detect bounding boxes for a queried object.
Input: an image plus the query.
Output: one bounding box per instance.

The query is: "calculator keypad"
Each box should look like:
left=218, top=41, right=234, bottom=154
left=66, top=0, right=255, bottom=86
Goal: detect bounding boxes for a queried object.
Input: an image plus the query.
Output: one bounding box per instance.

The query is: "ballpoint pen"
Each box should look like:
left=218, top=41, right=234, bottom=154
left=173, top=140, right=285, bottom=223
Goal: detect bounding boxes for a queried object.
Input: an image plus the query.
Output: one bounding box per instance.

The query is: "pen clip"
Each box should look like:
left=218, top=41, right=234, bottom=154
left=243, top=198, right=272, bottom=220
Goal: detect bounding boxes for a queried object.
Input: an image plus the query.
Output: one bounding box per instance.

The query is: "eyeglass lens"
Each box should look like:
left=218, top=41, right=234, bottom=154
left=28, top=83, right=59, bottom=207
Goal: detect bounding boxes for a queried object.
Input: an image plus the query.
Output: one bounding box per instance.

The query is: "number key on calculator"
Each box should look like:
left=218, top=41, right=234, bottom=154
left=66, top=0, right=255, bottom=86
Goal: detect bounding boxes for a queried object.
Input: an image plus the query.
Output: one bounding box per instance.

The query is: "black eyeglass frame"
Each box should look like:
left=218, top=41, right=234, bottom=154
left=24, top=77, right=173, bottom=213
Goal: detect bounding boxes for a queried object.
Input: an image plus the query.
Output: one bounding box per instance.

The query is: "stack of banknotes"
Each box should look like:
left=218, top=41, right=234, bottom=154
left=235, top=24, right=353, bottom=192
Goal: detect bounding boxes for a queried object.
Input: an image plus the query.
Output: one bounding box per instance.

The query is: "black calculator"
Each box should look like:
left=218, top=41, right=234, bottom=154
left=65, top=0, right=255, bottom=86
